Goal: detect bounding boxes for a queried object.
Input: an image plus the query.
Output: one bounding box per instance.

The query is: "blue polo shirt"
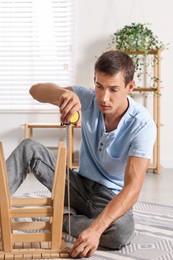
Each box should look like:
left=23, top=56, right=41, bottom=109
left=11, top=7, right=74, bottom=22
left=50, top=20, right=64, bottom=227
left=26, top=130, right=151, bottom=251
left=72, top=86, right=156, bottom=194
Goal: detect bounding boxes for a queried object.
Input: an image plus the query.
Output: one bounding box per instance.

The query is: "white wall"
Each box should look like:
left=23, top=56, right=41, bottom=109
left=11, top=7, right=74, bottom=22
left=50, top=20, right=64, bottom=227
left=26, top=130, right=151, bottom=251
left=1, top=0, right=173, bottom=168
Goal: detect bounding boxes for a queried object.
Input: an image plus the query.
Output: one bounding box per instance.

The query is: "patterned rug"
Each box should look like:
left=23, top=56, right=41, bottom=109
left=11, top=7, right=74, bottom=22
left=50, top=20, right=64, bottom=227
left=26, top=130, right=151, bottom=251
left=88, top=201, right=173, bottom=260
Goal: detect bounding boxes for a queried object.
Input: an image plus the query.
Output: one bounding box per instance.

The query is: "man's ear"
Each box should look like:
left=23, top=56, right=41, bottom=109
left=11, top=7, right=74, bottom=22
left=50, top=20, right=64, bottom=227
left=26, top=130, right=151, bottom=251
left=128, top=80, right=135, bottom=93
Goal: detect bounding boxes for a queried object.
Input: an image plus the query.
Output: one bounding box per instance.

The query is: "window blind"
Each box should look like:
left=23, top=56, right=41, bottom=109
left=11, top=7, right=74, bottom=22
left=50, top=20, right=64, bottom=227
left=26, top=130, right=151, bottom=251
left=0, top=0, right=75, bottom=112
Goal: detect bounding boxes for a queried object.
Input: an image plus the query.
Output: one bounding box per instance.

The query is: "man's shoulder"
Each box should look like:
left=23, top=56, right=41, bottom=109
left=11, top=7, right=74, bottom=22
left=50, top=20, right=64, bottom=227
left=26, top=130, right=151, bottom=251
left=128, top=96, right=154, bottom=122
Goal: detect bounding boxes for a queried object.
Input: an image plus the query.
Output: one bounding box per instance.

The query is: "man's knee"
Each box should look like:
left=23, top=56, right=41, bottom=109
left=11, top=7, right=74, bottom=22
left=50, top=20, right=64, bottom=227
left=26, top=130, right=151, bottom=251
left=20, top=138, right=37, bottom=148
left=99, top=213, right=135, bottom=250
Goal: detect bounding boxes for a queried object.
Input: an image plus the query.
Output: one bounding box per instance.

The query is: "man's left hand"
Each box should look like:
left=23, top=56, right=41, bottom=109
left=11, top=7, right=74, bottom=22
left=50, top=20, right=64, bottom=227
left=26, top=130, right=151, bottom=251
left=69, top=227, right=100, bottom=258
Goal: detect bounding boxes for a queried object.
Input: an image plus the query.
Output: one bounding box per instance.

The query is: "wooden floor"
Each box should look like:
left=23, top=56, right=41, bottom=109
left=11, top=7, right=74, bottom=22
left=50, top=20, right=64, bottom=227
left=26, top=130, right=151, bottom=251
left=139, top=168, right=173, bottom=206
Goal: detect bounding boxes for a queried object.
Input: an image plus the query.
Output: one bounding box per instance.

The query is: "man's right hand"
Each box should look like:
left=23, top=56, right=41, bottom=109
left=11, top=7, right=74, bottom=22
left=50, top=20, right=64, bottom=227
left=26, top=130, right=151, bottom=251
left=59, top=89, right=81, bottom=127
left=30, top=83, right=81, bottom=127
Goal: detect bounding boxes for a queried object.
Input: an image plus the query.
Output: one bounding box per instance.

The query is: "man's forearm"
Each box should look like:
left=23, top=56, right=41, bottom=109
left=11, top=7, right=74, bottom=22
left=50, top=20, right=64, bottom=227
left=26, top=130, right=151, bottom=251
left=30, top=83, right=81, bottom=125
left=88, top=183, right=139, bottom=237
left=29, top=82, right=68, bottom=106
left=88, top=158, right=149, bottom=236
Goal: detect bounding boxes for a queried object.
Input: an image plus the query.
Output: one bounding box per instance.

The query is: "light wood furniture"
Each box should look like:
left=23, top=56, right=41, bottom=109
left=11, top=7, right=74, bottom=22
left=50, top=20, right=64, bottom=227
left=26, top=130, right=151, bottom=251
left=0, top=141, right=69, bottom=259
left=127, top=49, right=163, bottom=173
left=23, top=123, right=80, bottom=169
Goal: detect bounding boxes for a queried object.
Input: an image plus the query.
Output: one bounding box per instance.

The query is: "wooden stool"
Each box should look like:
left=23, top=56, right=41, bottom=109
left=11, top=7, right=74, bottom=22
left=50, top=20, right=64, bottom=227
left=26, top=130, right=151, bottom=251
left=0, top=141, right=69, bottom=259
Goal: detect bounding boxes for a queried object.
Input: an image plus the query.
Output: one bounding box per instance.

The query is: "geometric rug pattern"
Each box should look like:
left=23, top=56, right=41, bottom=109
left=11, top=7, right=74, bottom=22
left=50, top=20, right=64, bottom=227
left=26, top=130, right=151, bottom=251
left=92, top=201, right=173, bottom=260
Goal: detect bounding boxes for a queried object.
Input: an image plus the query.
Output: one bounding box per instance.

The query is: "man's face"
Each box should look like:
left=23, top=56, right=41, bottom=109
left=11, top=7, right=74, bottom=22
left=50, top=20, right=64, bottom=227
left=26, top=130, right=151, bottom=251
left=94, top=71, right=134, bottom=116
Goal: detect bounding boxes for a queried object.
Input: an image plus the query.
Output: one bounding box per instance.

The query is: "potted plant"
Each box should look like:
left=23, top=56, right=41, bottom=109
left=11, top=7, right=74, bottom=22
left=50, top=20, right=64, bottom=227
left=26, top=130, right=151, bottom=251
left=109, top=22, right=167, bottom=87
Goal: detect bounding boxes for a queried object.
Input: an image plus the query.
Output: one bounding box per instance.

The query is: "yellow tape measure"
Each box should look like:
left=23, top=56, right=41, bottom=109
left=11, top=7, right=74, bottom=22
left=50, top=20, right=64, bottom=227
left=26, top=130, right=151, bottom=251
left=61, top=111, right=80, bottom=126
left=69, top=111, right=80, bottom=125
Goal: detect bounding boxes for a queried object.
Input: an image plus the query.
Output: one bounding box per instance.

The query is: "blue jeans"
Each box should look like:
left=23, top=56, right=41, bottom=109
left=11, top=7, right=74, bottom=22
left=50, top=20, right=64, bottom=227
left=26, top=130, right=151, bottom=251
left=6, top=138, right=134, bottom=250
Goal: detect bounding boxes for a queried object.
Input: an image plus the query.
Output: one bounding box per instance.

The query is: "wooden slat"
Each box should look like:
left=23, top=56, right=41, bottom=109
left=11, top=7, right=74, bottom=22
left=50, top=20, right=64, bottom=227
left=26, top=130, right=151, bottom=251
left=23, top=242, right=32, bottom=249
left=31, top=242, right=41, bottom=249
left=32, top=253, right=42, bottom=259
left=42, top=253, right=51, bottom=259
left=0, top=249, right=69, bottom=259
left=22, top=123, right=66, bottom=129
left=133, top=87, right=156, bottom=92
left=8, top=247, right=68, bottom=254
left=0, top=195, right=12, bottom=251
left=51, top=145, right=67, bottom=250
left=60, top=252, right=70, bottom=258
left=14, top=254, right=23, bottom=259
left=0, top=143, right=11, bottom=201
left=11, top=198, right=52, bottom=207
left=12, top=221, right=50, bottom=231
left=0, top=143, right=12, bottom=251
left=13, top=242, right=23, bottom=249
left=23, top=254, right=32, bottom=259
left=52, top=141, right=64, bottom=198
left=3, top=254, right=14, bottom=259
left=12, top=233, right=52, bottom=243
left=10, top=207, right=53, bottom=218
left=49, top=253, right=61, bottom=258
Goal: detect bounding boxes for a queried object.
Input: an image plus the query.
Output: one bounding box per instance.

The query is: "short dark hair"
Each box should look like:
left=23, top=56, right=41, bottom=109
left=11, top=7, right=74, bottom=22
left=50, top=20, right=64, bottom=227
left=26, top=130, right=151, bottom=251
left=94, top=50, right=135, bottom=86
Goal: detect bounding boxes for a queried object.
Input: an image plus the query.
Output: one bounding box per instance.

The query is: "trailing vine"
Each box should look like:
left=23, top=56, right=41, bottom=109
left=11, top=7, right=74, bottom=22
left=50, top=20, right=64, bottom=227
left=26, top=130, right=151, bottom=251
left=109, top=23, right=167, bottom=88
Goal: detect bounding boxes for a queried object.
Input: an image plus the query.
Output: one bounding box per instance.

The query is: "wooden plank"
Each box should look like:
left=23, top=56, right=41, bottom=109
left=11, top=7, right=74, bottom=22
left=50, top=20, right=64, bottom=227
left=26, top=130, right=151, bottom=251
left=51, top=146, right=67, bottom=250
left=32, top=253, right=42, bottom=259
left=133, top=87, right=156, bottom=92
left=60, top=252, right=70, bottom=258
left=23, top=254, right=32, bottom=259
left=14, top=255, right=23, bottom=260
left=11, top=198, right=52, bottom=207
left=11, top=233, right=52, bottom=243
left=0, top=143, right=11, bottom=200
left=51, top=142, right=63, bottom=198
left=40, top=241, right=50, bottom=249
left=49, top=253, right=61, bottom=258
left=0, top=195, right=12, bottom=251
left=31, top=242, right=41, bottom=249
left=3, top=254, right=14, bottom=260
left=13, top=242, right=22, bottom=249
left=10, top=207, right=53, bottom=218
left=0, top=143, right=12, bottom=251
left=0, top=249, right=69, bottom=259
left=12, top=221, right=50, bottom=231
left=23, top=242, right=31, bottom=249
left=22, top=123, right=66, bottom=129
left=42, top=253, right=51, bottom=259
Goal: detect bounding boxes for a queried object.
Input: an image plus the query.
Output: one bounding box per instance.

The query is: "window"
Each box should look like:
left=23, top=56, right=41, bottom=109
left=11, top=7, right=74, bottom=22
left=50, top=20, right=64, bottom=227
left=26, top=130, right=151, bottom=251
left=0, top=0, right=75, bottom=112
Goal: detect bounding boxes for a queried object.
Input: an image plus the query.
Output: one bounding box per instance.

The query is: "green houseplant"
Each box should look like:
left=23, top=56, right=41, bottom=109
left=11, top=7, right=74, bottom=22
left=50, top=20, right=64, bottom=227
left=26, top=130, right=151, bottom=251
left=109, top=23, right=166, bottom=87
left=111, top=22, right=165, bottom=53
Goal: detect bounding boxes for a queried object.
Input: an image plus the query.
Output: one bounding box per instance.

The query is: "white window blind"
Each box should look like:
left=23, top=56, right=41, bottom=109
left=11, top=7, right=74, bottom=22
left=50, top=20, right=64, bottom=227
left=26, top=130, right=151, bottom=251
left=0, top=0, right=75, bottom=112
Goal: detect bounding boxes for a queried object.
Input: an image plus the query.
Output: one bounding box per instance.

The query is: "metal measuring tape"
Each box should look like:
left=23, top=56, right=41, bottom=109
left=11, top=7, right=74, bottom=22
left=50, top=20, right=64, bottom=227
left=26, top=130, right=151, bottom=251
left=61, top=111, right=80, bottom=244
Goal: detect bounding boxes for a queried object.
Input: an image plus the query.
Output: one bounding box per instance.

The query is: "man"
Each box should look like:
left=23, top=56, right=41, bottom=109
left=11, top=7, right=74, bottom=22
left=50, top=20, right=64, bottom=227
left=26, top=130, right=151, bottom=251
left=6, top=50, right=156, bottom=258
